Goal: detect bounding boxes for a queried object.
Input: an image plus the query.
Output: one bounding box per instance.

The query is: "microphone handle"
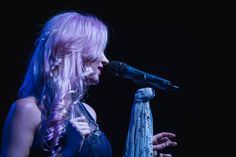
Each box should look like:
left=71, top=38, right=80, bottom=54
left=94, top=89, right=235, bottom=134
left=125, top=66, right=171, bottom=90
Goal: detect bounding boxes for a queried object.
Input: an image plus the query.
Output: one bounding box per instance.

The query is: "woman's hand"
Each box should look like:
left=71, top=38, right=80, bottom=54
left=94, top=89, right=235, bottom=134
left=152, top=132, right=177, bottom=157
left=69, top=116, right=91, bottom=137
left=64, top=116, right=91, bottom=153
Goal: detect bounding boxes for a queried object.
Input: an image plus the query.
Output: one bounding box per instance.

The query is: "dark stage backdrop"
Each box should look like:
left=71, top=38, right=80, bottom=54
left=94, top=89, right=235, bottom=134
left=0, top=0, right=233, bottom=157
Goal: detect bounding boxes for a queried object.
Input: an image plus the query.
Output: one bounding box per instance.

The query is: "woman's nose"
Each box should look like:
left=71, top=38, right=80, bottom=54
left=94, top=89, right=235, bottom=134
left=101, top=54, right=109, bottom=65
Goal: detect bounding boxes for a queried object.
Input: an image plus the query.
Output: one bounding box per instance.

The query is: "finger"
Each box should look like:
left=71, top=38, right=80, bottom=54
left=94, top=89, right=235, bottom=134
left=153, top=135, right=167, bottom=144
left=159, top=137, right=177, bottom=146
left=160, top=153, right=172, bottom=157
left=72, top=122, right=91, bottom=130
left=153, top=132, right=176, bottom=144
left=73, top=121, right=89, bottom=127
left=167, top=141, right=178, bottom=147
left=71, top=116, right=86, bottom=122
left=80, top=129, right=91, bottom=136
left=153, top=132, right=176, bottom=140
left=153, top=151, right=158, bottom=157
left=159, top=137, right=169, bottom=143
left=153, top=141, right=177, bottom=151
left=153, top=143, right=166, bottom=151
left=77, top=125, right=91, bottom=130
left=153, top=141, right=170, bottom=151
left=69, top=121, right=91, bottom=132
left=70, top=122, right=89, bottom=130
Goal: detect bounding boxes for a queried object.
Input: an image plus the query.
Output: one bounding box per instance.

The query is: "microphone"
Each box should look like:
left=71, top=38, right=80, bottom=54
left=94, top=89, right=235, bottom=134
left=105, top=60, right=179, bottom=91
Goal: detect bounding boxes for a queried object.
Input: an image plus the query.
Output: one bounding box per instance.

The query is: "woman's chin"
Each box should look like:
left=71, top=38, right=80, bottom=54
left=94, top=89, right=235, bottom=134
left=87, top=77, right=100, bottom=85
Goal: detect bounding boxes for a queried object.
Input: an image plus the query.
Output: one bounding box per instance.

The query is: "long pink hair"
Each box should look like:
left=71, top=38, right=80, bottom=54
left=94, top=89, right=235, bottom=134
left=18, top=11, right=108, bottom=155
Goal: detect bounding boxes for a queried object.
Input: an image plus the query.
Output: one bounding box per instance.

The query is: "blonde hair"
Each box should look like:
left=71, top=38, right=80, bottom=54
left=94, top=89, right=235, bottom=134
left=18, top=11, right=108, bottom=155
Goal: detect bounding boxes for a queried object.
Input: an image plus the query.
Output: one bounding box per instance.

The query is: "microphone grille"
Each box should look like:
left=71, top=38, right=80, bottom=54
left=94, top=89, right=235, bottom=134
left=105, top=60, right=128, bottom=77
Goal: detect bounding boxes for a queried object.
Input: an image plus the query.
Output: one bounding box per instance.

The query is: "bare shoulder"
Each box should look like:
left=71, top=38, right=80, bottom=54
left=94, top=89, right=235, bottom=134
left=1, top=97, right=42, bottom=156
left=14, top=97, right=41, bottom=116
left=82, top=102, right=97, bottom=121
left=12, top=96, right=41, bottom=128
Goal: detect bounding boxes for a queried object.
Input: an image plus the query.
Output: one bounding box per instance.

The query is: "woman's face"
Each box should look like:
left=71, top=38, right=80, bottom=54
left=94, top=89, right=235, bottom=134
left=86, top=53, right=109, bottom=85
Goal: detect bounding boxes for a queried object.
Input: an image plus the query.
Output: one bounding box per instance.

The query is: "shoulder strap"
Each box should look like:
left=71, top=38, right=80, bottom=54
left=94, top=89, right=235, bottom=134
left=78, top=102, right=96, bottom=122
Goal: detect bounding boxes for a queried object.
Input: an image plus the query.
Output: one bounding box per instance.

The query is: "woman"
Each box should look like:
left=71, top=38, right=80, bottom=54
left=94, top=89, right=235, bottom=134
left=1, top=11, right=177, bottom=157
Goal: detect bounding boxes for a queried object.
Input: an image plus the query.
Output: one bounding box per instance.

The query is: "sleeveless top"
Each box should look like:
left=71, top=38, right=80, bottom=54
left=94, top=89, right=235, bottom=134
left=29, top=102, right=112, bottom=157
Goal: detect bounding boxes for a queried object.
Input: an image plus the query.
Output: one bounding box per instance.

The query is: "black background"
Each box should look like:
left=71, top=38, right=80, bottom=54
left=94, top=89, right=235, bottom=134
left=0, top=0, right=234, bottom=156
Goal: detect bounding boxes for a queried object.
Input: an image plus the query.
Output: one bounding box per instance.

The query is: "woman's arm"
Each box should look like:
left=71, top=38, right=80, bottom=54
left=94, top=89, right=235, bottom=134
left=1, top=98, right=41, bottom=157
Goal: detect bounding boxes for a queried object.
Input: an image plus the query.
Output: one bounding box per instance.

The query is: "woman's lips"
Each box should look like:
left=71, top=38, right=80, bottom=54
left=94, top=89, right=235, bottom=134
left=98, top=67, right=103, bottom=75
